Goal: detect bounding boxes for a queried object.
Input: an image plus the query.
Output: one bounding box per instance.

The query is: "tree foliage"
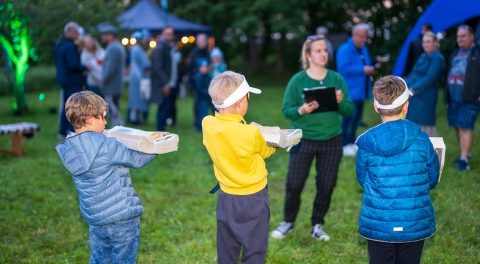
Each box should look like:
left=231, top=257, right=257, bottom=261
left=168, top=0, right=435, bottom=74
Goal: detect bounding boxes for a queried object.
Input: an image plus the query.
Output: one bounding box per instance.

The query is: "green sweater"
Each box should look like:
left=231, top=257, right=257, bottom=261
left=282, top=70, right=354, bottom=141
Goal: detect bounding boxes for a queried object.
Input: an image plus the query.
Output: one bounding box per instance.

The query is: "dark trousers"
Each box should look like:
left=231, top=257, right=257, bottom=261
left=283, top=135, right=343, bottom=226
left=367, top=239, right=425, bottom=264
left=59, top=85, right=82, bottom=136
left=194, top=97, right=210, bottom=131
left=217, top=188, right=269, bottom=264
left=342, top=100, right=364, bottom=146
left=156, top=89, right=177, bottom=131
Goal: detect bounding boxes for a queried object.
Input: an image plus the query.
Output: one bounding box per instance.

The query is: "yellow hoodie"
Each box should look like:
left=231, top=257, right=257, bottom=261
left=202, top=113, right=276, bottom=195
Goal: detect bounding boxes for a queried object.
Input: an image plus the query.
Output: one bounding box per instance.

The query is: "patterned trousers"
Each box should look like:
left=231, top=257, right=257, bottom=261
left=283, top=135, right=343, bottom=226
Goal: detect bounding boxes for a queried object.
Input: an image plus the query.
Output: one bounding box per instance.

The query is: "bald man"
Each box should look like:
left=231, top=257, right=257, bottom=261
left=336, top=23, right=376, bottom=156
left=445, top=25, right=480, bottom=171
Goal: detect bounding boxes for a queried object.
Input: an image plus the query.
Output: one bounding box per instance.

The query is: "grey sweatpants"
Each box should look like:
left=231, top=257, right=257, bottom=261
left=216, top=187, right=269, bottom=264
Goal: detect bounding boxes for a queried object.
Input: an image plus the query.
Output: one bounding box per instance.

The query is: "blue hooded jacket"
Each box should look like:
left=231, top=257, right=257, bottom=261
left=55, top=132, right=157, bottom=226
left=356, top=119, right=440, bottom=242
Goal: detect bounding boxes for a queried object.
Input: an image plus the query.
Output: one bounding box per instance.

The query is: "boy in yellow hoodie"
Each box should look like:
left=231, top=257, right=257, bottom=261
left=202, top=71, right=277, bottom=263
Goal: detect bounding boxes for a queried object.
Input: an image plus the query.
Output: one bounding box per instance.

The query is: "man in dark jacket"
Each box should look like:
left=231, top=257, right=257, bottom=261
left=54, top=21, right=87, bottom=137
left=403, top=23, right=433, bottom=77
left=187, top=33, right=210, bottom=129
left=445, top=25, right=480, bottom=171
left=101, top=25, right=126, bottom=128
left=151, top=26, right=175, bottom=131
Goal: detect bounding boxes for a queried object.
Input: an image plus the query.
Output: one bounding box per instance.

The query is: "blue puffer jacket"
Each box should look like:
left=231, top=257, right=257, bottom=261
left=55, top=132, right=157, bottom=226
left=356, top=119, right=440, bottom=242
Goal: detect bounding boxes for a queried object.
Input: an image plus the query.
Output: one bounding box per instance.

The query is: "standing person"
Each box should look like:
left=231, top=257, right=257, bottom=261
left=187, top=33, right=210, bottom=90
left=336, top=23, right=375, bottom=156
left=151, top=26, right=176, bottom=131
left=406, top=32, right=445, bottom=137
left=271, top=35, right=354, bottom=241
left=188, top=33, right=210, bottom=128
left=446, top=25, right=480, bottom=171
left=316, top=26, right=335, bottom=68
left=202, top=71, right=276, bottom=263
left=193, top=59, right=212, bottom=132
left=210, top=47, right=227, bottom=79
left=81, top=35, right=105, bottom=98
left=55, top=91, right=158, bottom=263
left=356, top=76, right=440, bottom=264
left=54, top=21, right=87, bottom=138
left=403, top=23, right=433, bottom=78
left=127, top=29, right=152, bottom=125
left=100, top=25, right=126, bottom=128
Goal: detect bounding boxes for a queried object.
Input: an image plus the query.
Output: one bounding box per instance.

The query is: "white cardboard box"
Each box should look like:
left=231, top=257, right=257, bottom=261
left=429, top=137, right=445, bottom=182
left=103, top=126, right=179, bottom=154
left=251, top=122, right=303, bottom=150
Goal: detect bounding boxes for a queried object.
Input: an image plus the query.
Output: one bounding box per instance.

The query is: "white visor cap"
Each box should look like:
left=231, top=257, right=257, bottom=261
left=374, top=76, right=413, bottom=110
left=213, top=76, right=261, bottom=109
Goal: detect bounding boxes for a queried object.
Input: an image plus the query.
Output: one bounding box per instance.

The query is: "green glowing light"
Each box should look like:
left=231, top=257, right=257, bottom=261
left=39, top=93, right=44, bottom=101
left=12, top=102, right=18, bottom=110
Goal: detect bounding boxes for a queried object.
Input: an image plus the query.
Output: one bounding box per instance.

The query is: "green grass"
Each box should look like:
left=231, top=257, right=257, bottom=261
left=0, top=85, right=479, bottom=263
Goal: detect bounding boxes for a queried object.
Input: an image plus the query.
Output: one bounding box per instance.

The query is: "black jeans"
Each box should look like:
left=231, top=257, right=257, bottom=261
left=283, top=135, right=343, bottom=226
left=367, top=239, right=425, bottom=264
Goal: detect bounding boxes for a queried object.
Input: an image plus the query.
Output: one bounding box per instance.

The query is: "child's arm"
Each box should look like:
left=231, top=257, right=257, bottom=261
left=356, top=149, right=367, bottom=187
left=426, top=139, right=440, bottom=189
left=254, top=129, right=276, bottom=159
left=107, top=138, right=158, bottom=168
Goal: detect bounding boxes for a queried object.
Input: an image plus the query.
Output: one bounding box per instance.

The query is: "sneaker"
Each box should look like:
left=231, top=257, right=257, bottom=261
left=271, top=222, right=294, bottom=239
left=311, top=224, right=330, bottom=241
left=454, top=153, right=473, bottom=163
left=349, top=143, right=358, bottom=153
left=343, top=145, right=356, bottom=157
left=457, top=158, right=470, bottom=171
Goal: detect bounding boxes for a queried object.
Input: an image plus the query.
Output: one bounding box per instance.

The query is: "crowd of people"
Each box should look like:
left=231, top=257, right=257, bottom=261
left=53, top=20, right=480, bottom=264
left=53, top=22, right=227, bottom=137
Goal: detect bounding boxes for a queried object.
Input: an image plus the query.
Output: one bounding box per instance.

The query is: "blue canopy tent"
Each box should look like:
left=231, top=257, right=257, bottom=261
left=119, top=0, right=211, bottom=36
left=392, top=0, right=480, bottom=76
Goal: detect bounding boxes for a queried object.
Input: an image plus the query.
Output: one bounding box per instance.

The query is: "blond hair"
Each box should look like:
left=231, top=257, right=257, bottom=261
left=300, top=37, right=328, bottom=69
left=208, top=71, right=244, bottom=105
left=422, top=31, right=440, bottom=49
left=65, top=91, right=108, bottom=129
left=373, top=76, right=407, bottom=116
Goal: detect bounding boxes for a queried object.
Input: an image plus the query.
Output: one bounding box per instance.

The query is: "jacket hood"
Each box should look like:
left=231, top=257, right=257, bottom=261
left=55, top=132, right=106, bottom=176
left=356, top=119, right=421, bottom=157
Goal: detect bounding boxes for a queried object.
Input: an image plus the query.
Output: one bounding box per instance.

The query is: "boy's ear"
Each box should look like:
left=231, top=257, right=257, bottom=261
left=373, top=103, right=380, bottom=113
left=403, top=101, right=409, bottom=114
left=85, top=116, right=94, bottom=125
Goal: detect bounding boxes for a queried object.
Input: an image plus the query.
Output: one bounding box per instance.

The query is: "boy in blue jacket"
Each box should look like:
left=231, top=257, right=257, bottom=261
left=356, top=76, right=440, bottom=264
left=55, top=91, right=157, bottom=263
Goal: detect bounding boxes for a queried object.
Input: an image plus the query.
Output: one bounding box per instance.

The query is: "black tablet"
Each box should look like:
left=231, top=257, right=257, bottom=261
left=303, top=86, right=339, bottom=114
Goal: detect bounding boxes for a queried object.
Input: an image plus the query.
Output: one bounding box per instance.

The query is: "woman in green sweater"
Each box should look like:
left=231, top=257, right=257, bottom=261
left=272, top=35, right=354, bottom=241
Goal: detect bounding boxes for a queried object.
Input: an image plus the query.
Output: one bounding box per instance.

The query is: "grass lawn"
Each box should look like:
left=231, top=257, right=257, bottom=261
left=0, top=85, right=479, bottom=263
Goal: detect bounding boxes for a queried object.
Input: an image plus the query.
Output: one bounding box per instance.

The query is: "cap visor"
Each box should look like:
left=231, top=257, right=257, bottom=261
left=407, top=89, right=413, bottom=96
left=249, top=87, right=262, bottom=94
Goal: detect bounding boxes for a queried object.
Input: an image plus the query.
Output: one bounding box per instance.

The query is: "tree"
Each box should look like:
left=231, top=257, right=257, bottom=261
left=0, top=0, right=124, bottom=114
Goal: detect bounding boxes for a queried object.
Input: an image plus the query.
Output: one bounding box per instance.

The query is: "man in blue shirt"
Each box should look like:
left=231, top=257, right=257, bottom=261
left=336, top=23, right=376, bottom=156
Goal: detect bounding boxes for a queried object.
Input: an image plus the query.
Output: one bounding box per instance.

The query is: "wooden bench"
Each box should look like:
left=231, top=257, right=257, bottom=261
left=0, top=122, right=40, bottom=156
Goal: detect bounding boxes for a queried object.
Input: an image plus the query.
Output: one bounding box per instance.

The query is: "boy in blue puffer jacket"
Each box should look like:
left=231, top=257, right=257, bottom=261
left=55, top=91, right=157, bottom=263
left=356, top=76, right=440, bottom=264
